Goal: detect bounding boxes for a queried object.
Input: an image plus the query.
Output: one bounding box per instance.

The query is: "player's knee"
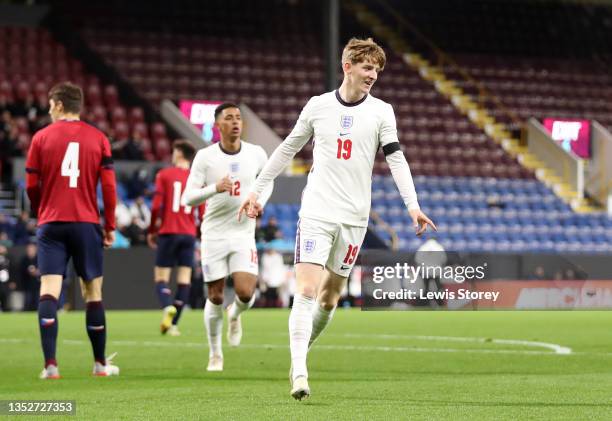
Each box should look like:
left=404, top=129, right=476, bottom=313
left=236, top=291, right=253, bottom=303
left=84, top=288, right=102, bottom=302
left=208, top=292, right=223, bottom=305
left=82, top=277, right=103, bottom=302
left=318, top=291, right=340, bottom=310
left=207, top=284, right=224, bottom=305
left=297, top=284, right=317, bottom=298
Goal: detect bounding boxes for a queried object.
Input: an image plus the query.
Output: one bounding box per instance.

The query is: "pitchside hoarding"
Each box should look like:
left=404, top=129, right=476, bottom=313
left=543, top=118, right=591, bottom=158
left=179, top=100, right=223, bottom=142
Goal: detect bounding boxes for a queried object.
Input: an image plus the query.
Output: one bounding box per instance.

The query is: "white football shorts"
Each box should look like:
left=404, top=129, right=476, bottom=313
left=294, top=217, right=367, bottom=277
left=201, top=237, right=258, bottom=282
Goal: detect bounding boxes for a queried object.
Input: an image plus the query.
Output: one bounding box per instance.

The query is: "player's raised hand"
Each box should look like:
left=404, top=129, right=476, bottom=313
left=238, top=192, right=259, bottom=221
left=408, top=209, right=437, bottom=236
left=216, top=174, right=233, bottom=193
left=147, top=233, right=157, bottom=249
left=103, top=230, right=115, bottom=248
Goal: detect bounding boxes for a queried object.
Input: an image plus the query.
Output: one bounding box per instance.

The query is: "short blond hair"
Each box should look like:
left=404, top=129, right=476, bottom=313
left=341, top=37, right=386, bottom=70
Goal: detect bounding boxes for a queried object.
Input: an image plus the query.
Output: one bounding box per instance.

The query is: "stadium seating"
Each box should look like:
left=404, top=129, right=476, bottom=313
left=447, top=56, right=612, bottom=133
left=363, top=0, right=612, bottom=132
left=259, top=175, right=612, bottom=254
left=52, top=0, right=531, bottom=176
left=0, top=26, right=170, bottom=161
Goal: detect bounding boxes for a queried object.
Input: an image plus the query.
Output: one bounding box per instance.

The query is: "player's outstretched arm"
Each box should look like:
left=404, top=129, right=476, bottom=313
left=385, top=149, right=436, bottom=236
left=240, top=98, right=315, bottom=220
left=380, top=103, right=436, bottom=236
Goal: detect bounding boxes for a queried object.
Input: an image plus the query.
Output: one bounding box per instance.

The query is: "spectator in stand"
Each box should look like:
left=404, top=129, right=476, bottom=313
left=0, top=214, right=9, bottom=233
left=19, top=242, right=40, bottom=311
left=529, top=265, right=547, bottom=280
left=126, top=167, right=153, bottom=199
left=0, top=245, right=14, bottom=311
left=260, top=247, right=286, bottom=307
left=115, top=201, right=132, bottom=230
left=255, top=217, right=266, bottom=243
left=129, top=196, right=151, bottom=231
left=189, top=248, right=205, bottom=309
left=262, top=216, right=283, bottom=242
left=123, top=216, right=147, bottom=245
left=0, top=93, right=13, bottom=115
left=0, top=114, right=21, bottom=181
left=122, top=131, right=145, bottom=161
left=13, top=211, right=35, bottom=245
left=0, top=231, right=13, bottom=248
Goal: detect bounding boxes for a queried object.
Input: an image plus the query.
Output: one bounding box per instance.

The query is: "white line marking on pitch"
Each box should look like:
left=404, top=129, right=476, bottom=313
left=0, top=337, right=573, bottom=356
left=334, top=333, right=573, bottom=355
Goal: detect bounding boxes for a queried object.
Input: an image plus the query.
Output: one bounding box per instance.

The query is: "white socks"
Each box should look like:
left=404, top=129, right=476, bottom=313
left=309, top=304, right=336, bottom=349
left=289, top=294, right=315, bottom=380
left=228, top=294, right=255, bottom=321
left=204, top=299, right=223, bottom=357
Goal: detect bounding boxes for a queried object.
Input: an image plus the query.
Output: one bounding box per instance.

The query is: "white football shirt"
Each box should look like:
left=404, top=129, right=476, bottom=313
left=182, top=141, right=272, bottom=239
left=252, top=90, right=419, bottom=227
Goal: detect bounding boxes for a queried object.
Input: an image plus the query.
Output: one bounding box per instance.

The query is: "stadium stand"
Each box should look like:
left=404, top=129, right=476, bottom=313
left=0, top=26, right=173, bottom=162
left=4, top=0, right=612, bottom=255
left=52, top=0, right=532, bottom=177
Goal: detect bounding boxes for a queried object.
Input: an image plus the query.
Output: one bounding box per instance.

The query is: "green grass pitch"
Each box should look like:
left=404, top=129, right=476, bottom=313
left=1, top=309, right=612, bottom=420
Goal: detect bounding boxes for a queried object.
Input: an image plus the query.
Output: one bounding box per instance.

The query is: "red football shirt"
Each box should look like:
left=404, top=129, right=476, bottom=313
left=25, top=120, right=115, bottom=227
left=150, top=167, right=203, bottom=236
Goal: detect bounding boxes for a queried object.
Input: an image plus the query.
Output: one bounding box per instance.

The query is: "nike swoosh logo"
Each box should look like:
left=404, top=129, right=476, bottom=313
left=340, top=265, right=350, bottom=270
left=339, top=132, right=350, bottom=136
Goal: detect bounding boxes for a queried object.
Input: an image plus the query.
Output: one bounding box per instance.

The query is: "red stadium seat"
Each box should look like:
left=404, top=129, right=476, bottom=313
left=104, top=84, right=119, bottom=107
left=150, top=122, right=167, bottom=141
left=111, top=106, right=127, bottom=123
left=113, top=121, right=129, bottom=141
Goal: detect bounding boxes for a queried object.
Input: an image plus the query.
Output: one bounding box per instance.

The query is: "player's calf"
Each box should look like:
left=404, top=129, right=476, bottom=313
left=85, top=300, right=107, bottom=365
left=171, top=283, right=190, bottom=327
left=38, top=294, right=59, bottom=376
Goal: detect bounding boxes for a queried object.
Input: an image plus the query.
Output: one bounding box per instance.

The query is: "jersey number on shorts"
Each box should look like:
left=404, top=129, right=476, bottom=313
left=336, top=138, right=352, bottom=160
left=251, top=249, right=258, bottom=264
left=343, top=244, right=359, bottom=265
left=172, top=181, right=192, bottom=214
left=230, top=180, right=241, bottom=196
left=61, top=142, right=80, bottom=188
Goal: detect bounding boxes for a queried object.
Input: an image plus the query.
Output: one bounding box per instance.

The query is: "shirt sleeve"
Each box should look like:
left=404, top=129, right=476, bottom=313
left=379, top=103, right=401, bottom=148
left=25, top=135, right=41, bottom=213
left=25, top=133, right=40, bottom=174
left=182, top=149, right=217, bottom=206
left=380, top=104, right=419, bottom=211
left=100, top=135, right=117, bottom=231
left=251, top=97, right=315, bottom=195
left=149, top=171, right=164, bottom=234
left=100, top=134, right=114, bottom=170
left=256, top=146, right=274, bottom=207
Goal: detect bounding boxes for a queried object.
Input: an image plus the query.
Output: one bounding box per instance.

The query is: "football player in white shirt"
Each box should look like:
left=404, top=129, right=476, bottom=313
left=182, top=103, right=272, bottom=372
left=239, top=38, right=436, bottom=400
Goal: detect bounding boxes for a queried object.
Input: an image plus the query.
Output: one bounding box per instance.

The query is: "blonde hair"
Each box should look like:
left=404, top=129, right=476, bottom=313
left=341, top=37, right=386, bottom=70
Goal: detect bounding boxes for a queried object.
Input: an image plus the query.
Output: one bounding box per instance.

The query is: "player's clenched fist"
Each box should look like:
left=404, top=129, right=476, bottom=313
left=216, top=174, right=233, bottom=193
left=238, top=192, right=262, bottom=221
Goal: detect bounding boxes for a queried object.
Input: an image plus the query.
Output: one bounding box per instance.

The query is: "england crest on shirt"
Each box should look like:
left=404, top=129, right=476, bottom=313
left=340, top=115, right=353, bottom=130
